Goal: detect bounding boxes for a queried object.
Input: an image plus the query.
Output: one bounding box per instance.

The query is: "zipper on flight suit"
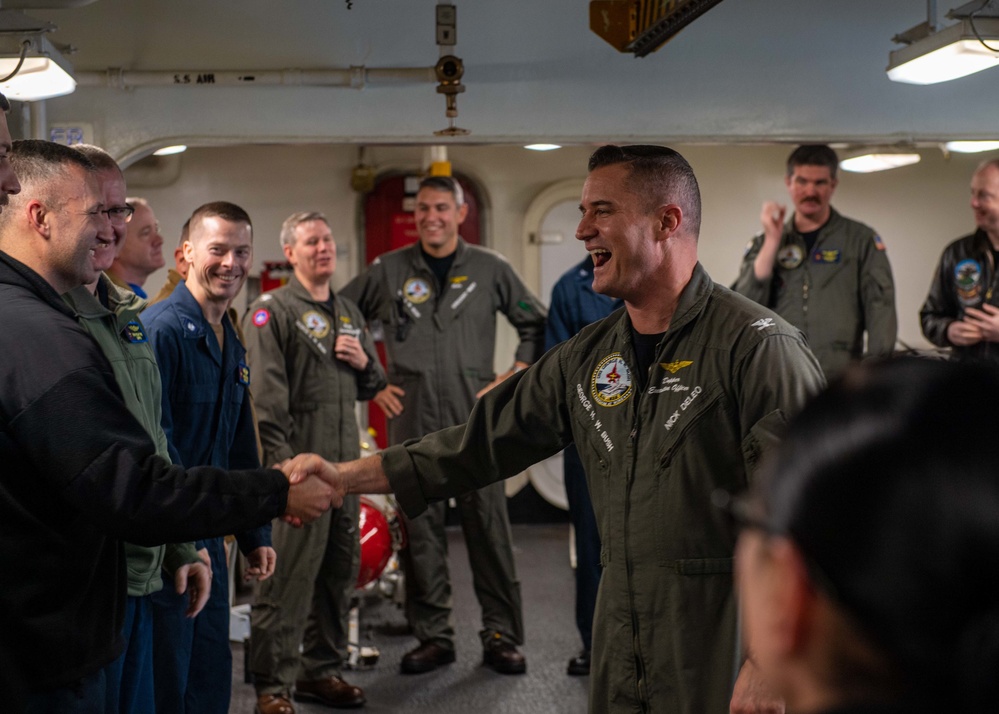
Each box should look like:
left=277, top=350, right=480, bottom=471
left=624, top=336, right=661, bottom=713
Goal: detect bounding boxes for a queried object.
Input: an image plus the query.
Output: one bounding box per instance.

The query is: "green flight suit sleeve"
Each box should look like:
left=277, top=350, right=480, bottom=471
left=353, top=310, right=388, bottom=401
left=242, top=303, right=296, bottom=465
left=735, top=332, right=825, bottom=479
left=162, top=541, right=202, bottom=575
left=730, top=235, right=773, bottom=306
left=381, top=343, right=573, bottom=517
left=341, top=263, right=390, bottom=323
left=859, top=232, right=897, bottom=358
left=495, top=261, right=548, bottom=364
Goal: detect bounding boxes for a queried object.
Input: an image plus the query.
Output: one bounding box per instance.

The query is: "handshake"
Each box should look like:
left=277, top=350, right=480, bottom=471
left=277, top=453, right=346, bottom=526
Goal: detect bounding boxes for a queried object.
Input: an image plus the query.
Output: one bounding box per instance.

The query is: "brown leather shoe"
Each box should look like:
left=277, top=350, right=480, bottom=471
left=256, top=693, right=295, bottom=714
left=482, top=634, right=527, bottom=674
left=293, top=676, right=365, bottom=709
left=400, top=641, right=457, bottom=674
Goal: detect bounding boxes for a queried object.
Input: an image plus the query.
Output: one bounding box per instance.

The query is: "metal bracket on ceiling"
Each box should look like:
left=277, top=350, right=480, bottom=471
left=432, top=2, right=468, bottom=137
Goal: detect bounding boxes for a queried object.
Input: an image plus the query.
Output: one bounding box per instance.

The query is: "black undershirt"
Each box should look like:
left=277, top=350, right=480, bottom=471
left=631, top=328, right=665, bottom=391
left=420, top=245, right=457, bottom=296
left=801, top=228, right=821, bottom=255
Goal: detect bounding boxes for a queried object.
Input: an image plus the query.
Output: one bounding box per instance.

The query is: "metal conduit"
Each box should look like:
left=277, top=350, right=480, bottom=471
left=75, top=66, right=437, bottom=90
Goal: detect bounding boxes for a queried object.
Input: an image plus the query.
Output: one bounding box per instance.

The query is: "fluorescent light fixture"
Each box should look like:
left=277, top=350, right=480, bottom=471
left=0, top=35, right=75, bottom=101
left=888, top=18, right=999, bottom=85
left=153, top=145, right=187, bottom=156
left=945, top=140, right=999, bottom=153
left=840, top=153, right=921, bottom=173
left=524, top=144, right=561, bottom=151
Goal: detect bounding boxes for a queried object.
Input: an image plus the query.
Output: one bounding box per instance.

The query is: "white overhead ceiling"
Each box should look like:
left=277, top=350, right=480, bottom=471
left=18, top=0, right=999, bottom=160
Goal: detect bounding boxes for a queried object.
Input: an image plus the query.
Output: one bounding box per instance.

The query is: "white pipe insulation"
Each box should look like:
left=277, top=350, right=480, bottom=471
left=75, top=66, right=437, bottom=90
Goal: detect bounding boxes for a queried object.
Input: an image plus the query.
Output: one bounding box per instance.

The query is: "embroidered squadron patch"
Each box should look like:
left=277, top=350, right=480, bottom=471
left=591, top=353, right=633, bottom=407
left=252, top=308, right=271, bottom=327
left=812, top=249, right=841, bottom=264
left=237, top=362, right=251, bottom=386
left=955, top=259, right=983, bottom=306
left=777, top=245, right=804, bottom=269
left=404, top=278, right=432, bottom=304
left=121, top=321, right=147, bottom=344
left=661, top=360, right=693, bottom=374
left=301, top=310, right=330, bottom=339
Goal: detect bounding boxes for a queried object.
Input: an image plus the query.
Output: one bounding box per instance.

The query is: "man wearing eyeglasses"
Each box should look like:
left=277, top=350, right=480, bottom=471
left=108, top=196, right=166, bottom=298
left=294, top=145, right=825, bottom=714
left=62, top=144, right=211, bottom=714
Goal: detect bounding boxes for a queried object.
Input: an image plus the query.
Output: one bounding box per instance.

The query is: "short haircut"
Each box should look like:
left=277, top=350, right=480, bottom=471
left=587, top=144, right=702, bottom=239
left=10, top=140, right=95, bottom=202
left=279, top=210, right=330, bottom=247
left=178, top=217, right=190, bottom=247
left=187, top=201, right=253, bottom=242
left=0, top=91, right=9, bottom=113
left=126, top=196, right=149, bottom=212
left=786, top=144, right=839, bottom=179
left=72, top=144, right=123, bottom=177
left=0, top=140, right=96, bottom=233
left=418, top=176, right=464, bottom=207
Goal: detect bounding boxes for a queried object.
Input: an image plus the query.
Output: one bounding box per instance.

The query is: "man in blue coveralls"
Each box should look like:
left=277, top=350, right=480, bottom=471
left=145, top=201, right=276, bottom=714
left=545, top=256, right=621, bottom=676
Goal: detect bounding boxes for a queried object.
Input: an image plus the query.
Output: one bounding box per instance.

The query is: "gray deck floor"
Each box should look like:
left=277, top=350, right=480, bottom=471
left=229, top=523, right=590, bottom=713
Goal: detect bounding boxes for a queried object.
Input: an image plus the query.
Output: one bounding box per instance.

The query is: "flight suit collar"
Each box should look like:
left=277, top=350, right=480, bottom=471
left=610, top=262, right=712, bottom=356
left=663, top=262, right=713, bottom=338
left=403, top=235, right=470, bottom=272
left=287, top=273, right=333, bottom=305
left=170, top=279, right=236, bottom=367
left=785, top=206, right=844, bottom=242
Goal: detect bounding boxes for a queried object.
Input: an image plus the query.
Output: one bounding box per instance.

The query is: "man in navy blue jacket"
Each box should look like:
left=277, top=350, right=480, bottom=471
left=145, top=201, right=274, bottom=714
left=545, top=256, right=622, bottom=676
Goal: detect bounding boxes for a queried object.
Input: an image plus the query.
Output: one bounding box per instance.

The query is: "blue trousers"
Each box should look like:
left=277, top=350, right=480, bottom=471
left=151, top=537, right=232, bottom=714
left=106, top=595, right=155, bottom=714
left=563, top=444, right=602, bottom=651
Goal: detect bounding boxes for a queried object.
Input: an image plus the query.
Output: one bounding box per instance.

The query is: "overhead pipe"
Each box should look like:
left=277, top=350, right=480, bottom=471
left=75, top=66, right=437, bottom=91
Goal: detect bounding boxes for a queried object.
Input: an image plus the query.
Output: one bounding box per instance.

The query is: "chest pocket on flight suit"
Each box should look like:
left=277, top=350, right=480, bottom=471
left=651, top=380, right=730, bottom=569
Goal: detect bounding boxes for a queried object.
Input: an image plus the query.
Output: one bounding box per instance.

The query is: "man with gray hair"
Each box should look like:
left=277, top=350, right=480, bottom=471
left=921, top=158, right=999, bottom=363
left=108, top=195, right=165, bottom=298
left=243, top=211, right=385, bottom=713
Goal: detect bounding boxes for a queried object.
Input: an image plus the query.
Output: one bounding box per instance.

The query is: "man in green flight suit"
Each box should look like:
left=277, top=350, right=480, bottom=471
left=62, top=145, right=210, bottom=713
left=286, top=145, right=826, bottom=714
left=342, top=176, right=546, bottom=675
left=731, top=144, right=897, bottom=378
left=243, top=211, right=386, bottom=713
